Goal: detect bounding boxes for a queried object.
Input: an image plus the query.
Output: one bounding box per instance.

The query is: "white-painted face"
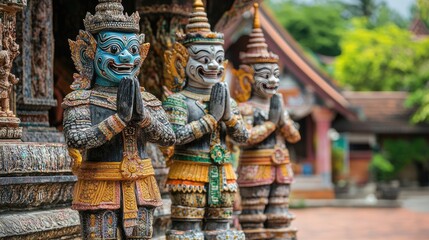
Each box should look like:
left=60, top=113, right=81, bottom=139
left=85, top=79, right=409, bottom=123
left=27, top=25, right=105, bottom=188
left=185, top=44, right=225, bottom=89
left=252, top=63, right=280, bottom=98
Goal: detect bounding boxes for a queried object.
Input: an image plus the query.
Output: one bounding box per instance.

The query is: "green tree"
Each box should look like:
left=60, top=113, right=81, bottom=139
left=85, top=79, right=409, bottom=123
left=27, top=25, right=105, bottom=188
left=417, top=0, right=429, bottom=26
left=405, top=1, right=429, bottom=124
left=268, top=0, right=347, bottom=56
left=343, top=0, right=378, bottom=18
left=370, top=138, right=429, bottom=185
left=405, top=59, right=429, bottom=123
left=334, top=20, right=429, bottom=91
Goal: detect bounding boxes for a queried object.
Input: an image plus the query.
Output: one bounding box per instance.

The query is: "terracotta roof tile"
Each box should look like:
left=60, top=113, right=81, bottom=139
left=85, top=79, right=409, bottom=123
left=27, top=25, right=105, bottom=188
left=334, top=92, right=429, bottom=133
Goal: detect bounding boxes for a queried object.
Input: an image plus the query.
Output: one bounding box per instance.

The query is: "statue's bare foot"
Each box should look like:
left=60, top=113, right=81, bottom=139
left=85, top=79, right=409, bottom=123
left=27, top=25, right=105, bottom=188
left=0, top=111, right=7, bottom=117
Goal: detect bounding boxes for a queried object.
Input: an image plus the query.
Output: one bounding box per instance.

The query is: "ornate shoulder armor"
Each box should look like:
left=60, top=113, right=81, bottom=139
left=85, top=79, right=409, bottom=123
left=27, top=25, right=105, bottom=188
left=162, top=93, right=187, bottom=126
left=141, top=90, right=162, bottom=108
left=61, top=90, right=91, bottom=109
left=238, top=102, right=254, bottom=117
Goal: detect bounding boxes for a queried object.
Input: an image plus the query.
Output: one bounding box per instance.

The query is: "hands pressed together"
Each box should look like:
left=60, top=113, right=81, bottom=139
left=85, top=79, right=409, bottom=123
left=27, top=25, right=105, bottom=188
left=117, top=77, right=146, bottom=124
left=209, top=82, right=233, bottom=123
left=268, top=93, right=283, bottom=126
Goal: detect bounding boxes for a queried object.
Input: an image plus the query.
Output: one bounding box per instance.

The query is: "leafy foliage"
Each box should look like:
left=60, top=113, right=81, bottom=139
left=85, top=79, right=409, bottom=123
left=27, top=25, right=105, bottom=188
left=405, top=60, right=429, bottom=123
left=268, top=0, right=347, bottom=56
left=417, top=0, right=429, bottom=27
left=334, top=20, right=429, bottom=91
left=342, top=1, right=407, bottom=28
left=268, top=1, right=429, bottom=123
left=370, top=138, right=429, bottom=182
left=370, top=153, right=393, bottom=182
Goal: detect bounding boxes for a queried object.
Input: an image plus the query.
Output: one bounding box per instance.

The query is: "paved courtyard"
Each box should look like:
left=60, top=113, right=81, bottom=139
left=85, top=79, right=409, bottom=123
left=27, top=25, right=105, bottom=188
left=293, top=205, right=429, bottom=240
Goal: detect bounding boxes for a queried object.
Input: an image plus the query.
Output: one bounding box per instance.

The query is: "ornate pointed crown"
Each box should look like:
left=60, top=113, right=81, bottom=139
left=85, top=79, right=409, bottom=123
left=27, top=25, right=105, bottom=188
left=83, top=0, right=140, bottom=34
left=240, top=3, right=278, bottom=64
left=178, top=0, right=224, bottom=46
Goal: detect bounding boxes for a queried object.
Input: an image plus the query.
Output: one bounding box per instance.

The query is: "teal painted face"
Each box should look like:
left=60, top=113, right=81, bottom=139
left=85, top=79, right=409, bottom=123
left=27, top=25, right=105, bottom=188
left=94, top=31, right=143, bottom=86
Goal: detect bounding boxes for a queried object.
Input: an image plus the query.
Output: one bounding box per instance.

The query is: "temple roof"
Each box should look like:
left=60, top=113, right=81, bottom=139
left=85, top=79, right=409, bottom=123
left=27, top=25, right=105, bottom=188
left=334, top=91, right=429, bottom=134
left=410, top=18, right=429, bottom=37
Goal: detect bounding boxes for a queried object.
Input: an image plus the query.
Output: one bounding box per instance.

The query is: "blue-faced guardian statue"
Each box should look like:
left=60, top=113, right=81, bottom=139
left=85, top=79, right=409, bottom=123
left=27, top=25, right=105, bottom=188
left=63, top=1, right=175, bottom=239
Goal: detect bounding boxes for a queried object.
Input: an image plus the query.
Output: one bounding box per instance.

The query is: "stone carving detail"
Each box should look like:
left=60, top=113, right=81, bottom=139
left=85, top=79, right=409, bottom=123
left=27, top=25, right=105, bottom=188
left=0, top=1, right=24, bottom=139
left=30, top=0, right=50, bottom=98
left=16, top=0, right=55, bottom=106
left=13, top=0, right=62, bottom=142
left=0, top=208, right=80, bottom=239
left=0, top=143, right=72, bottom=175
left=137, top=3, right=191, bottom=98
left=0, top=1, right=27, bottom=5
left=0, top=226, right=81, bottom=240
left=0, top=10, right=19, bottom=117
left=0, top=180, right=74, bottom=210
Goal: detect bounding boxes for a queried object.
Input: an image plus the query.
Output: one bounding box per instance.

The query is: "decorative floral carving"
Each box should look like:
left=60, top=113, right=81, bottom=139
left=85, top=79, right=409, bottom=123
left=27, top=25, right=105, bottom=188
left=68, top=30, right=96, bottom=90
left=0, top=208, right=80, bottom=239
left=0, top=10, right=19, bottom=117
left=230, top=64, right=254, bottom=103
left=164, top=42, right=189, bottom=93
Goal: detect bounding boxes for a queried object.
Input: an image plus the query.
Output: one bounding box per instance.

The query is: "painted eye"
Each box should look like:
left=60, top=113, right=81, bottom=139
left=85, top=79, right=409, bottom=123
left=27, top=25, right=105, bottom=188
left=265, top=74, right=269, bottom=79
left=130, top=46, right=138, bottom=54
left=110, top=46, right=118, bottom=54
left=204, top=57, right=209, bottom=64
left=217, top=57, right=223, bottom=64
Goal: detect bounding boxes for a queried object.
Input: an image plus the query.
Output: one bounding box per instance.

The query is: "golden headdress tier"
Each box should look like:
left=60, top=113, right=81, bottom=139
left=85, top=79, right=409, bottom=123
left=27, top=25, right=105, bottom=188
left=178, top=0, right=224, bottom=46
left=83, top=0, right=140, bottom=34
left=240, top=3, right=279, bottom=64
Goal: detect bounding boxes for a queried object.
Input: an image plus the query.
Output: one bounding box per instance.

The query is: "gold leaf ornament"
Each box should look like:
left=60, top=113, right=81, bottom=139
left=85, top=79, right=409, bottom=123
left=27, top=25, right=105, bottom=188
left=164, top=42, right=189, bottom=93
left=231, top=64, right=254, bottom=103
left=68, top=148, right=82, bottom=175
left=68, top=30, right=97, bottom=90
left=139, top=42, right=150, bottom=63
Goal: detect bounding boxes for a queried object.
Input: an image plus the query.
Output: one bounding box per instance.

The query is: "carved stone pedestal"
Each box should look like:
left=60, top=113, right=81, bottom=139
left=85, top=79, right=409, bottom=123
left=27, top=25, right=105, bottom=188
left=0, top=1, right=80, bottom=239
left=0, top=117, right=21, bottom=138
left=0, top=142, right=80, bottom=239
left=0, top=209, right=80, bottom=240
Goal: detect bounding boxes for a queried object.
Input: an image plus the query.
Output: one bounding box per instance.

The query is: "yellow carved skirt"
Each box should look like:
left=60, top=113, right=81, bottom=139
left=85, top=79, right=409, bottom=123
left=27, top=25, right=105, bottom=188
left=72, top=160, right=162, bottom=215
left=166, top=160, right=237, bottom=193
left=237, top=148, right=294, bottom=187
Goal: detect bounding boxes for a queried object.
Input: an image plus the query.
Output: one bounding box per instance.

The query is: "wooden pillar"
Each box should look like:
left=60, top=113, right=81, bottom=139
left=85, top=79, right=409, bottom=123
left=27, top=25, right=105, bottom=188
left=312, top=106, right=335, bottom=187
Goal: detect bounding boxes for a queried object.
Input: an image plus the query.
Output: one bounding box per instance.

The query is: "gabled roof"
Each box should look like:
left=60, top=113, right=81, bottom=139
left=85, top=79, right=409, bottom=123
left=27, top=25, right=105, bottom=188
left=223, top=5, right=357, bottom=120
left=410, top=18, right=429, bottom=37
left=334, top=91, right=429, bottom=134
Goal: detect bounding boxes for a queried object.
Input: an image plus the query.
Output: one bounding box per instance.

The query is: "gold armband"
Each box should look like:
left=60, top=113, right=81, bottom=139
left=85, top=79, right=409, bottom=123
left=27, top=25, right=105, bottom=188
left=98, top=114, right=126, bottom=140
left=68, top=148, right=82, bottom=175
left=202, top=114, right=217, bottom=131
left=224, top=115, right=239, bottom=127
left=190, top=120, right=204, bottom=138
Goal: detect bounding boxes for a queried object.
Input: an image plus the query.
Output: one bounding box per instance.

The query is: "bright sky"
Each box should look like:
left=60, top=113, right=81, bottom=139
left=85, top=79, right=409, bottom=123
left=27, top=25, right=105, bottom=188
left=343, top=0, right=416, bottom=18
left=386, top=0, right=415, bottom=18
